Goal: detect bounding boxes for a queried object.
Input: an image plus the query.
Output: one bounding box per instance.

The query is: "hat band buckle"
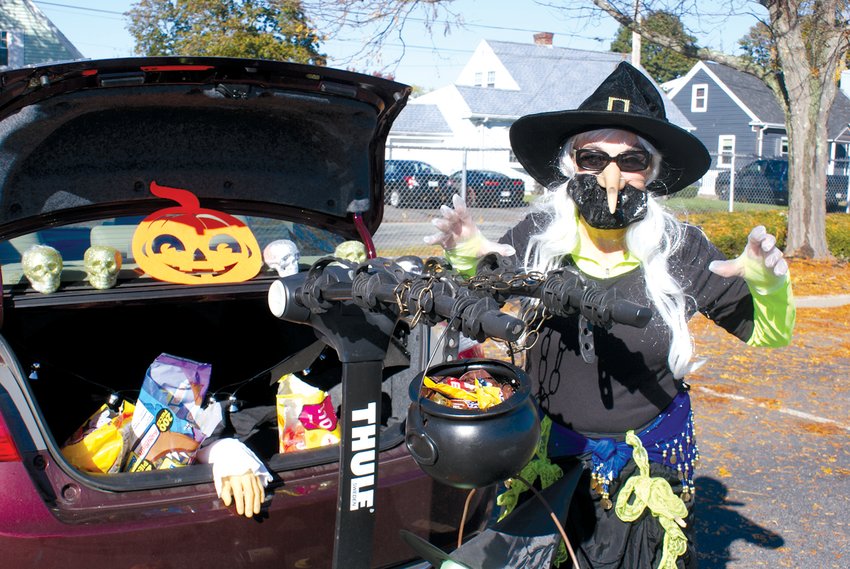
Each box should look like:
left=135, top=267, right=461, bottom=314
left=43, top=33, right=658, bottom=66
left=607, top=97, right=630, bottom=112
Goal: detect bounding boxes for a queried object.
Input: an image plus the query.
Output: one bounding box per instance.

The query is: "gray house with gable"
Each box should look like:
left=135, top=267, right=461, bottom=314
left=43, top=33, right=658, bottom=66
left=389, top=36, right=695, bottom=192
left=665, top=60, right=850, bottom=192
left=0, top=0, right=83, bottom=70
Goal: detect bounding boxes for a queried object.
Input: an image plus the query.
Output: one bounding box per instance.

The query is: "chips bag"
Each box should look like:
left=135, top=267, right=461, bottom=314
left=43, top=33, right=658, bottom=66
left=277, top=373, right=341, bottom=453
left=61, top=400, right=136, bottom=474
left=124, top=353, right=222, bottom=472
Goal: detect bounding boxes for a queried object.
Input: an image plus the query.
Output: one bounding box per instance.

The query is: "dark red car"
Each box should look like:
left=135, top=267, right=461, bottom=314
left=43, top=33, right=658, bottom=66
left=0, top=57, right=494, bottom=568
left=447, top=169, right=526, bottom=208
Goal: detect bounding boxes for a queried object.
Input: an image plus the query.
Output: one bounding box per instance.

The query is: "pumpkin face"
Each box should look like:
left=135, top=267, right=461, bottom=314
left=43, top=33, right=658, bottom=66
left=132, top=182, right=263, bottom=285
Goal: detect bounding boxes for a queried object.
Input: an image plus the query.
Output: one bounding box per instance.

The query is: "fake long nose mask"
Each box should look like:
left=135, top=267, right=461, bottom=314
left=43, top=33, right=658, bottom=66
left=597, top=165, right=625, bottom=215
left=566, top=174, right=648, bottom=230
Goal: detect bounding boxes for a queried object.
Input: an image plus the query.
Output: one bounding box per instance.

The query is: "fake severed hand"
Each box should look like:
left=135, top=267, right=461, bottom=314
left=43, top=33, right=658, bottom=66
left=197, top=437, right=272, bottom=520
left=708, top=225, right=789, bottom=292
left=220, top=471, right=265, bottom=519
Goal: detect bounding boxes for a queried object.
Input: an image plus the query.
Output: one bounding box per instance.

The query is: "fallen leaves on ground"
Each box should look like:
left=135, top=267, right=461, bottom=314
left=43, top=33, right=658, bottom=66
left=786, top=258, right=850, bottom=296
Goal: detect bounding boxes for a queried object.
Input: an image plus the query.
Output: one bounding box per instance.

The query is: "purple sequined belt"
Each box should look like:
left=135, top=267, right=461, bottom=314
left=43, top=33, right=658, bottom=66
left=546, top=391, right=699, bottom=506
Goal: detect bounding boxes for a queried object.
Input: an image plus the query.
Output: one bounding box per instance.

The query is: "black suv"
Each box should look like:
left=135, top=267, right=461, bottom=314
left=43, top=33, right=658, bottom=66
left=383, top=160, right=451, bottom=208
left=714, top=159, right=789, bottom=205
left=715, top=158, right=848, bottom=211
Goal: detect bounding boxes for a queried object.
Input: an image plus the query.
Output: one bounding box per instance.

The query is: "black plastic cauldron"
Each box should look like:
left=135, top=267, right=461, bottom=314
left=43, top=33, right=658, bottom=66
left=405, top=358, right=541, bottom=489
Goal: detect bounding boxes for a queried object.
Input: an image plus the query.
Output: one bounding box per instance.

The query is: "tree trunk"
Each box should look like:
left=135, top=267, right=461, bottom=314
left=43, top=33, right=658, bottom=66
left=765, top=0, right=841, bottom=259
left=785, top=102, right=832, bottom=258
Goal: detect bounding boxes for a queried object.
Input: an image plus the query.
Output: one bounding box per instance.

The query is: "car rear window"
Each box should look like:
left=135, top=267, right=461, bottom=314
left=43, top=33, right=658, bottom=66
left=0, top=214, right=343, bottom=288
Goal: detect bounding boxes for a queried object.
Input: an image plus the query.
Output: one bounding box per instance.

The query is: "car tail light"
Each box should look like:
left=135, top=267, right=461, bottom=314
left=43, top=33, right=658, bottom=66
left=483, top=180, right=499, bottom=187
left=0, top=412, right=21, bottom=462
left=513, top=180, right=523, bottom=187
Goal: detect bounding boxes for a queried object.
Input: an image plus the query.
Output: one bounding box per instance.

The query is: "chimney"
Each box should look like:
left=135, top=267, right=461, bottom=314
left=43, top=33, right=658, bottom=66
left=534, top=32, right=554, bottom=46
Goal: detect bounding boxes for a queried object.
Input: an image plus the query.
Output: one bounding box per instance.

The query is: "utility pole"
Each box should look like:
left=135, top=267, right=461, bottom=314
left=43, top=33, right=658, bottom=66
left=631, top=0, right=641, bottom=67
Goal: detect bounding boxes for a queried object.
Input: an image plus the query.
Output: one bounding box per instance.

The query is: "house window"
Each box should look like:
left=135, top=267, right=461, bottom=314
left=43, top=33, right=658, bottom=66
left=779, top=136, right=788, bottom=156
left=474, top=72, right=482, bottom=87
left=0, top=32, right=8, bottom=67
left=487, top=71, right=495, bottom=88
left=717, top=135, right=735, bottom=167
left=691, top=83, right=708, bottom=112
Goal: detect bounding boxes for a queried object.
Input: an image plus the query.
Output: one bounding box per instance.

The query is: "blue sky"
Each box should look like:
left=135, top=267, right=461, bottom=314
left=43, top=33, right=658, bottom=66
left=35, top=1, right=760, bottom=90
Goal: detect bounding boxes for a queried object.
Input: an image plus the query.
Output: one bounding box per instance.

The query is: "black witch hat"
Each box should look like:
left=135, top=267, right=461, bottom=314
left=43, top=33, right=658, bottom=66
left=509, top=61, right=710, bottom=195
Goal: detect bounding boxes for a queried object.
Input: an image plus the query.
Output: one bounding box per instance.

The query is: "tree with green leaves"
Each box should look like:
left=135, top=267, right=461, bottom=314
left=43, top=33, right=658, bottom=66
left=126, top=0, right=326, bottom=65
left=610, top=11, right=697, bottom=83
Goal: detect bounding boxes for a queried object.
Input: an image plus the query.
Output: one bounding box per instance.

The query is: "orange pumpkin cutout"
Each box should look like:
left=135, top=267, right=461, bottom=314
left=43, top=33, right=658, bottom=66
left=132, top=182, right=263, bottom=285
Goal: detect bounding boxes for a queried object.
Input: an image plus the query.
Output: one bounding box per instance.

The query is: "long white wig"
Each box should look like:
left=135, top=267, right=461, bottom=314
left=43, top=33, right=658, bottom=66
left=524, top=129, right=695, bottom=378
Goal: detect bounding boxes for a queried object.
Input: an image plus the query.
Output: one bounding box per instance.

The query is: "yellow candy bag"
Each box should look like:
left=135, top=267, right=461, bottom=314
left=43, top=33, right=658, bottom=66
left=277, top=373, right=341, bottom=454
left=61, top=400, right=136, bottom=474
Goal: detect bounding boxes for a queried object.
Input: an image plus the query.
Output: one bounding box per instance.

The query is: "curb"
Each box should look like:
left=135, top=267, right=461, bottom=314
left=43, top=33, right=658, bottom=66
left=795, top=294, right=850, bottom=308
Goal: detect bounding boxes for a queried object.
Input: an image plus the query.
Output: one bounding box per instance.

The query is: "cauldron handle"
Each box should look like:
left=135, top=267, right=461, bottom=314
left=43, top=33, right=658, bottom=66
left=405, top=402, right=438, bottom=466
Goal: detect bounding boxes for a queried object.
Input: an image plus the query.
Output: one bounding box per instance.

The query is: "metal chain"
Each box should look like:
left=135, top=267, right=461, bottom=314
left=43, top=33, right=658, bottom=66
left=393, top=274, right=437, bottom=329
left=462, top=269, right=552, bottom=353
left=393, top=267, right=557, bottom=351
left=514, top=301, right=551, bottom=353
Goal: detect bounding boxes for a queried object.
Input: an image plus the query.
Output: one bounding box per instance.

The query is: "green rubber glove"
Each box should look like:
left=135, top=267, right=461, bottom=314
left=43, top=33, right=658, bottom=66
left=708, top=225, right=789, bottom=293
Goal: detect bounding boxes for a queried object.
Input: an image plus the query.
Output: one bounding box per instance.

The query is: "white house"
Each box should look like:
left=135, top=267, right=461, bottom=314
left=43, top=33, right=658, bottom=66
left=388, top=34, right=695, bottom=192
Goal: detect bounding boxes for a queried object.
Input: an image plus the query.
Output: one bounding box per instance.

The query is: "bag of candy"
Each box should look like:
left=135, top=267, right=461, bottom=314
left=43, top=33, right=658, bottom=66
left=276, top=373, right=341, bottom=453
left=61, top=399, right=136, bottom=473
left=124, top=353, right=222, bottom=472
left=421, top=369, right=513, bottom=411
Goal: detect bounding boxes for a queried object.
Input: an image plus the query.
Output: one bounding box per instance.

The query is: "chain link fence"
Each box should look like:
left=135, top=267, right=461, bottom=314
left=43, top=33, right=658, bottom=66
left=373, top=146, right=850, bottom=258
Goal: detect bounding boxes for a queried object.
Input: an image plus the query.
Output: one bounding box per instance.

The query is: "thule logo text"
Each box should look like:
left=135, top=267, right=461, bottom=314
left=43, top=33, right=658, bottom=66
left=349, top=402, right=376, bottom=511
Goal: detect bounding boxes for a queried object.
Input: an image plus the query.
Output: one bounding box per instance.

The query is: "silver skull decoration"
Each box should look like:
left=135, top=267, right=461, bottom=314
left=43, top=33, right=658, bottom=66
left=84, top=245, right=122, bottom=289
left=22, top=245, right=63, bottom=294
left=263, top=239, right=300, bottom=277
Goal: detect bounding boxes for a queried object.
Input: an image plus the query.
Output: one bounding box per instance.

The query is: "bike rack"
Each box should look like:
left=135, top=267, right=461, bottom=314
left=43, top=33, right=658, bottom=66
left=267, top=253, right=651, bottom=568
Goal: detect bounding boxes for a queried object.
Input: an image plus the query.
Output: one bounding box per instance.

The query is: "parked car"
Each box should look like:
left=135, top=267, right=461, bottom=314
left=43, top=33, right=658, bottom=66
left=715, top=158, right=849, bottom=211
left=383, top=160, right=451, bottom=208
left=446, top=170, right=526, bottom=208
left=0, top=57, right=495, bottom=568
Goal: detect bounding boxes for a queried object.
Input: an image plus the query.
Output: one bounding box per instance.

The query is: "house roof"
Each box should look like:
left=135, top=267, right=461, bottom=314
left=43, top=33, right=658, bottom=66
left=0, top=0, right=83, bottom=66
left=685, top=61, right=850, bottom=140
left=460, top=40, right=694, bottom=130
left=392, top=104, right=451, bottom=134
left=700, top=61, right=785, bottom=125
left=828, top=91, right=850, bottom=141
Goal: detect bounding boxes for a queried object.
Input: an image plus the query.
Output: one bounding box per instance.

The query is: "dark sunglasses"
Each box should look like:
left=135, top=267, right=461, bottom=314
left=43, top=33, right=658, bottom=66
left=573, top=148, right=652, bottom=172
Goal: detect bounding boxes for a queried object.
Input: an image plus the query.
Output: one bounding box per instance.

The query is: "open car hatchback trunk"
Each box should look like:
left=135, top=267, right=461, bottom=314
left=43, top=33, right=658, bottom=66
left=0, top=57, right=494, bottom=569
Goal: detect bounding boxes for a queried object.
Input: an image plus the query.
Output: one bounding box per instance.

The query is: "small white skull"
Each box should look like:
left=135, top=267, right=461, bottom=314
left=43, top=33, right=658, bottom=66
left=263, top=239, right=300, bottom=277
left=84, top=245, right=122, bottom=289
left=22, top=245, right=63, bottom=294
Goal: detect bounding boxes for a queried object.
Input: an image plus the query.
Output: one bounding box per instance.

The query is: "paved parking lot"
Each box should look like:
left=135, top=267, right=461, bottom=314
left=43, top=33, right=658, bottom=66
left=688, top=306, right=850, bottom=568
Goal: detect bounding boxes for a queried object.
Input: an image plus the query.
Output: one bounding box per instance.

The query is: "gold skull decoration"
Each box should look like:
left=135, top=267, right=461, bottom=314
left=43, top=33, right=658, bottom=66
left=333, top=240, right=367, bottom=264
left=84, top=245, right=122, bottom=289
left=22, top=244, right=63, bottom=294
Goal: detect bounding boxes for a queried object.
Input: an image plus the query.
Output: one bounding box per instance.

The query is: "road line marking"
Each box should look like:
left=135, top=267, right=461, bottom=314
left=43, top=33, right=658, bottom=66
left=694, top=386, right=850, bottom=432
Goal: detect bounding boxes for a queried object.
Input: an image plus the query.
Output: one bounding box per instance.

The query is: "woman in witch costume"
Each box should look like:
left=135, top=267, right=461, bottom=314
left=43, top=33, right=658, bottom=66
left=425, top=62, right=795, bottom=568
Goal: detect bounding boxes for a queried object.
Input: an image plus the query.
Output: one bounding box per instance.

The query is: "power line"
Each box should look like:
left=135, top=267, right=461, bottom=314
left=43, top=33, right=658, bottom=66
left=34, top=1, right=610, bottom=46
left=34, top=1, right=125, bottom=16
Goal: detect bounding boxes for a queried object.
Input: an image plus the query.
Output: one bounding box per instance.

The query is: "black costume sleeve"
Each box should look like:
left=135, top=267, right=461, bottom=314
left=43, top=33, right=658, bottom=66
left=498, top=211, right=550, bottom=267
left=676, top=224, right=755, bottom=342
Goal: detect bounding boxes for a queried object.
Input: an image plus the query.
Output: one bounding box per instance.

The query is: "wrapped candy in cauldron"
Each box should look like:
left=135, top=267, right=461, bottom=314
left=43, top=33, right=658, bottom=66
left=405, top=359, right=540, bottom=489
